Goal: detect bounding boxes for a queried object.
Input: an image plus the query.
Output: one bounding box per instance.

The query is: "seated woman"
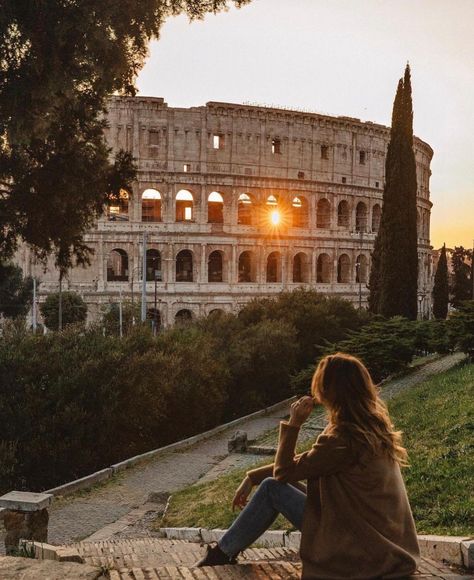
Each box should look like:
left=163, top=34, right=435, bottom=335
left=197, top=352, right=420, bottom=579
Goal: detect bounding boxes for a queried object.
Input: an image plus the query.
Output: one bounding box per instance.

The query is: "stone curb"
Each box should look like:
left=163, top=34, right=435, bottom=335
left=159, top=528, right=474, bottom=568
left=28, top=395, right=294, bottom=500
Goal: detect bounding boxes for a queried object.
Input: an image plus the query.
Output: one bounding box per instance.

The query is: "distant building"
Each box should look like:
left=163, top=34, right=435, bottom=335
left=16, top=97, right=434, bottom=327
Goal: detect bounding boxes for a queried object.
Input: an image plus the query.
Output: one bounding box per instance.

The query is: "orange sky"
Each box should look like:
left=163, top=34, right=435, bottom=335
left=136, top=0, right=473, bottom=250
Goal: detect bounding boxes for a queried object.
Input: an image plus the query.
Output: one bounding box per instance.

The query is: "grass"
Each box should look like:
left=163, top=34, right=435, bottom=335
left=157, top=362, right=474, bottom=536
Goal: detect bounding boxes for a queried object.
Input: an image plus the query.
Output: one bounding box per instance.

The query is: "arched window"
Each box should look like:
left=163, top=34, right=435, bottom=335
left=417, top=210, right=421, bottom=238
left=372, top=204, right=381, bottom=233
left=208, top=191, right=224, bottom=223
left=146, top=249, right=162, bottom=281
left=292, top=197, right=308, bottom=228
left=108, top=189, right=129, bottom=221
left=146, top=308, right=161, bottom=332
left=423, top=212, right=429, bottom=239
left=107, top=249, right=129, bottom=281
left=356, top=202, right=368, bottom=232
left=208, top=250, right=223, bottom=282
left=238, top=251, right=255, bottom=283
left=238, top=193, right=252, bottom=225
left=176, top=190, right=193, bottom=222
left=142, top=189, right=162, bottom=222
left=175, top=309, right=193, bottom=325
left=266, top=194, right=278, bottom=206
left=355, top=254, right=368, bottom=283
left=176, top=250, right=193, bottom=282
left=208, top=308, right=224, bottom=318
left=337, top=254, right=351, bottom=283
left=317, top=199, right=331, bottom=228
left=293, top=253, right=309, bottom=283
left=317, top=253, right=331, bottom=283
left=337, top=200, right=350, bottom=227
left=266, top=251, right=282, bottom=283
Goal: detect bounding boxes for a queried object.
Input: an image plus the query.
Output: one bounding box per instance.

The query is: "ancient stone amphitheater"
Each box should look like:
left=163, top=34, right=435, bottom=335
left=19, top=96, right=434, bottom=327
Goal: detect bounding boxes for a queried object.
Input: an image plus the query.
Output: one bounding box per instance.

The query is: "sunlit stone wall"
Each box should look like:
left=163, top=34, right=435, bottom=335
left=21, top=96, right=434, bottom=326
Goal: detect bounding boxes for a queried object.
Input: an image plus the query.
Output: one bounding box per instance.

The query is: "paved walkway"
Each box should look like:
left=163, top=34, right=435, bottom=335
left=25, top=352, right=468, bottom=546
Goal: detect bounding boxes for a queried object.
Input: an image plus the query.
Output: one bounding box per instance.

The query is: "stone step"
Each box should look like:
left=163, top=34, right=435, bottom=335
left=72, top=538, right=298, bottom=569
left=59, top=538, right=473, bottom=578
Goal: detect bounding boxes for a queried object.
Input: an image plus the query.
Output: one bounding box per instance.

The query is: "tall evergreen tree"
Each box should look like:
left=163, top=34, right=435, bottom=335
left=432, top=245, right=449, bottom=319
left=369, top=65, right=419, bottom=319
left=450, top=246, right=473, bottom=308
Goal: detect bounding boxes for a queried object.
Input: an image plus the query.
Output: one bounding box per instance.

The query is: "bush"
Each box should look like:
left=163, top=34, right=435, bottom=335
left=101, top=300, right=142, bottom=336
left=449, top=301, right=474, bottom=358
left=40, top=291, right=87, bottom=330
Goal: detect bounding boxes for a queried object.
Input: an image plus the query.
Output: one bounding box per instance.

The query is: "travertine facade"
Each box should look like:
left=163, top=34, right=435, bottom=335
left=19, top=96, right=434, bottom=327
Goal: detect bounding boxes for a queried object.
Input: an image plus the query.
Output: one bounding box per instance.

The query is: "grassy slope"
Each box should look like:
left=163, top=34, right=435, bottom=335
left=159, top=363, right=474, bottom=536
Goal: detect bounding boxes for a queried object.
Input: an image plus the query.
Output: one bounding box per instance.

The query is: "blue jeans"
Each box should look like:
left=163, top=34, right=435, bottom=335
left=218, top=477, right=306, bottom=558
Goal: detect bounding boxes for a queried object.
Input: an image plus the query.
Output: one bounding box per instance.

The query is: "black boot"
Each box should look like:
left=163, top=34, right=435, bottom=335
left=195, top=543, right=238, bottom=567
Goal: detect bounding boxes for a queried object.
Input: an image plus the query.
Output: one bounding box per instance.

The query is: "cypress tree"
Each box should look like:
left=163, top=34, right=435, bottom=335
left=369, top=65, right=419, bottom=319
left=432, top=244, right=449, bottom=319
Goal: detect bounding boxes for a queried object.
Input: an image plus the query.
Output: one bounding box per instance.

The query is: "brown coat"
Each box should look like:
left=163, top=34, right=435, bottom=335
left=247, top=422, right=420, bottom=579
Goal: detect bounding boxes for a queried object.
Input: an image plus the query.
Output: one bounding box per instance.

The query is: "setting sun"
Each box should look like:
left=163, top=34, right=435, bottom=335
left=270, top=209, right=281, bottom=226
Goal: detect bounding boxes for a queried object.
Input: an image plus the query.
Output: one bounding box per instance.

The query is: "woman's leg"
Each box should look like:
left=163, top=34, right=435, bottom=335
left=218, top=477, right=306, bottom=558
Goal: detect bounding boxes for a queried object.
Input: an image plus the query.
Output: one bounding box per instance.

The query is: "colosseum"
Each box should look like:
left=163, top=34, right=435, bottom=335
left=19, top=96, right=434, bottom=327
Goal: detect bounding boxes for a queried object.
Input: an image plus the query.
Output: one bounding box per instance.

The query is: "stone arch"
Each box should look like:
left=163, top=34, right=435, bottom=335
left=108, top=189, right=130, bottom=221
left=417, top=210, right=421, bottom=238
left=292, top=196, right=309, bottom=228
left=337, top=254, right=351, bottom=283
left=208, top=191, right=224, bottom=224
left=355, top=254, right=368, bottom=283
left=107, top=249, right=129, bottom=281
left=176, top=189, right=194, bottom=222
left=142, top=189, right=162, bottom=222
left=316, top=198, right=331, bottom=228
left=371, top=204, right=381, bottom=233
left=238, top=193, right=253, bottom=225
left=175, top=309, right=193, bottom=325
left=146, top=249, right=162, bottom=281
left=356, top=202, right=368, bottom=232
left=176, top=249, right=193, bottom=282
left=337, top=200, right=350, bottom=227
left=316, top=253, right=331, bottom=283
left=208, top=250, right=224, bottom=282
left=266, top=251, right=282, bottom=283
left=293, top=252, right=310, bottom=283
left=238, top=250, right=256, bottom=283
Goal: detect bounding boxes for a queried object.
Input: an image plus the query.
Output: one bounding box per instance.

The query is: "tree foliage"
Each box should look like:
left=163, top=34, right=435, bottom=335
left=39, top=291, right=87, bottom=330
left=0, top=261, right=33, bottom=318
left=369, top=65, right=418, bottom=319
left=449, top=301, right=474, bottom=358
left=450, top=246, right=473, bottom=309
left=0, top=1, right=249, bottom=269
left=432, top=245, right=449, bottom=319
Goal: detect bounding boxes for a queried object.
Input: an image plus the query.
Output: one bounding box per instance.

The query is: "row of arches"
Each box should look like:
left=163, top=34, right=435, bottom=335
left=111, top=189, right=382, bottom=232
left=107, top=249, right=369, bottom=285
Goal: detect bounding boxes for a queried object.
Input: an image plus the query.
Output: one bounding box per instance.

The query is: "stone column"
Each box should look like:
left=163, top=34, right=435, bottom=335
left=0, top=491, right=53, bottom=555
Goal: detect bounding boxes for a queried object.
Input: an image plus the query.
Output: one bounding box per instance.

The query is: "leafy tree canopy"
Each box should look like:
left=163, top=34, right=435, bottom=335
left=0, top=261, right=33, bottom=318
left=39, top=290, right=87, bottom=330
left=432, top=244, right=449, bottom=319
left=450, top=246, right=473, bottom=309
left=0, top=1, right=249, bottom=271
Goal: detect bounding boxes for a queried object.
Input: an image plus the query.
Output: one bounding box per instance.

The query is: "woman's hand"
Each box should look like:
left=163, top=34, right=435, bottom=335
left=288, top=396, right=314, bottom=428
left=232, top=475, right=253, bottom=511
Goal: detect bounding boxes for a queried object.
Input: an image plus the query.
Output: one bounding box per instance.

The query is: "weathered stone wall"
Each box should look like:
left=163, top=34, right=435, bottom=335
left=20, top=97, right=434, bottom=327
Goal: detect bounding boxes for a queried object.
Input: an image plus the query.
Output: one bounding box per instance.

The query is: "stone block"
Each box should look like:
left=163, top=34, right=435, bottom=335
left=417, top=534, right=465, bottom=566
left=200, top=528, right=227, bottom=543
left=284, top=531, right=302, bottom=550
left=254, top=530, right=285, bottom=548
left=0, top=491, right=53, bottom=512
left=461, top=539, right=474, bottom=569
left=162, top=527, right=202, bottom=542
left=228, top=430, right=248, bottom=453
left=4, top=508, right=48, bottom=554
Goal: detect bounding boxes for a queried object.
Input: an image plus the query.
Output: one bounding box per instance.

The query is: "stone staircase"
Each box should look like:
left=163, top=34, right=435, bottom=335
left=53, top=537, right=471, bottom=579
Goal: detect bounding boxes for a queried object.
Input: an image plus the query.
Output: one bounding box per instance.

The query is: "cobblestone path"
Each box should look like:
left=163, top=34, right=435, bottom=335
left=40, top=352, right=467, bottom=545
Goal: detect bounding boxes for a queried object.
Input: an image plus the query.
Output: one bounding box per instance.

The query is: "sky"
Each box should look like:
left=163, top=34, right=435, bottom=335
left=136, top=0, right=473, bottom=250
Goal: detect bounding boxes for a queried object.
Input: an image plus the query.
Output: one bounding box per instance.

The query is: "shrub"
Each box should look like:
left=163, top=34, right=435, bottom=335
left=449, top=301, right=474, bottom=358
left=40, top=291, right=87, bottom=330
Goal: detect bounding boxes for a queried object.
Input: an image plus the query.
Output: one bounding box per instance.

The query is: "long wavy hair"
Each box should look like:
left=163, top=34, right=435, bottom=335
left=311, top=352, right=408, bottom=466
